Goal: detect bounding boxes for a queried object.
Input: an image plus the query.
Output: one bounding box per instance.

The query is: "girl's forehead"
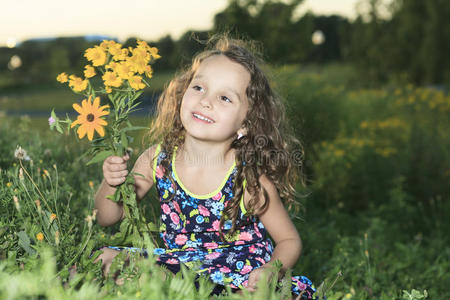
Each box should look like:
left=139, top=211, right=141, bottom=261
left=197, top=55, right=249, bottom=76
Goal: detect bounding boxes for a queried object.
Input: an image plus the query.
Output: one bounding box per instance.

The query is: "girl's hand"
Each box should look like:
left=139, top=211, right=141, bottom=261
left=103, top=154, right=130, bottom=187
left=246, top=265, right=275, bottom=292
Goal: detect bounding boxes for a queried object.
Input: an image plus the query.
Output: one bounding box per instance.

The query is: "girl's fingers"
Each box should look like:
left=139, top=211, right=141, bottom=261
left=108, top=164, right=127, bottom=172
left=107, top=170, right=128, bottom=179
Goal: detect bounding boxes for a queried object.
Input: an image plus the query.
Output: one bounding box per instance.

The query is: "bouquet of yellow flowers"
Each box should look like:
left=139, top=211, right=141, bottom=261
left=50, top=39, right=161, bottom=249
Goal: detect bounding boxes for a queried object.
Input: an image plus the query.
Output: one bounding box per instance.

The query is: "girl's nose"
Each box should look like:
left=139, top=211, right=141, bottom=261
left=200, top=94, right=212, bottom=109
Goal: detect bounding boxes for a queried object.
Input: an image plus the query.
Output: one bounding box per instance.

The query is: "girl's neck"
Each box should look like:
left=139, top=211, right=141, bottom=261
left=178, top=136, right=235, bottom=169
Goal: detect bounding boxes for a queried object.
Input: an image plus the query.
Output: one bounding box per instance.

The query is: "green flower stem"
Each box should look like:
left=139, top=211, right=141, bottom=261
left=19, top=160, right=55, bottom=222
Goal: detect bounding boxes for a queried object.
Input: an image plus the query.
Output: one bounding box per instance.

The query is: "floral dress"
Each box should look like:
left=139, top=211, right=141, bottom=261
left=107, top=144, right=316, bottom=298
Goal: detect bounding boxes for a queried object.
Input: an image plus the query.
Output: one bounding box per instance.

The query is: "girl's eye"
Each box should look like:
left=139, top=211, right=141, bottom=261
left=193, top=85, right=204, bottom=92
left=220, top=96, right=232, bottom=103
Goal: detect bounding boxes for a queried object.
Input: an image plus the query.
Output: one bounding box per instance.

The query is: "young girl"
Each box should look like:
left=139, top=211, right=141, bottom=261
left=94, top=35, right=316, bottom=298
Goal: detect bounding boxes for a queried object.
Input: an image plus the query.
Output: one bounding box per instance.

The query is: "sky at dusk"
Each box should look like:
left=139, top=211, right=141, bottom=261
left=1, top=0, right=362, bottom=47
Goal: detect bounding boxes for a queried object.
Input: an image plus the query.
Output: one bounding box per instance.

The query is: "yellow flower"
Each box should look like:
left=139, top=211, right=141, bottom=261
left=56, top=72, right=68, bottom=83
left=6, top=182, right=12, bottom=188
left=127, top=55, right=147, bottom=74
left=105, top=61, right=119, bottom=71
left=43, top=169, right=50, bottom=178
left=102, top=71, right=123, bottom=87
left=50, top=213, right=57, bottom=221
left=105, top=87, right=112, bottom=94
left=148, top=46, right=161, bottom=60
left=334, top=149, right=344, bottom=157
left=84, top=46, right=107, bottom=66
left=116, top=62, right=134, bottom=80
left=100, top=40, right=117, bottom=50
left=71, top=96, right=109, bottom=141
left=89, top=181, right=94, bottom=188
left=108, top=43, right=123, bottom=58
left=36, top=232, right=44, bottom=241
left=84, top=65, right=96, bottom=78
left=68, top=75, right=88, bottom=92
left=360, top=121, right=369, bottom=128
left=132, top=47, right=150, bottom=62
left=144, top=65, right=153, bottom=78
left=128, top=75, right=146, bottom=90
left=113, top=48, right=129, bottom=61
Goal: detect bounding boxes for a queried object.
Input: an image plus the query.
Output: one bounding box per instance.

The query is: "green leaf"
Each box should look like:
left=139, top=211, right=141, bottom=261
left=17, top=231, right=36, bottom=255
left=121, top=126, right=149, bottom=133
left=86, top=150, right=115, bottom=166
left=121, top=131, right=128, bottom=150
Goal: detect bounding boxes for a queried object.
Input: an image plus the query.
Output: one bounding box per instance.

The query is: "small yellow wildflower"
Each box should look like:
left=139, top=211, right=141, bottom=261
left=334, top=149, right=344, bottom=157
left=56, top=72, right=69, bottom=83
left=360, top=121, right=369, bottom=128
left=36, top=232, right=44, bottom=241
left=43, top=169, right=50, bottom=178
left=112, top=48, right=129, bottom=61
left=364, top=250, right=369, bottom=258
left=50, top=213, right=57, bottom=222
left=100, top=40, right=117, bottom=50
left=84, top=65, right=96, bottom=78
left=106, top=87, right=112, bottom=94
left=68, top=75, right=88, bottom=92
left=102, top=71, right=123, bottom=87
left=127, top=55, right=147, bottom=74
left=89, top=181, right=94, bottom=188
left=105, top=61, right=119, bottom=71
left=344, top=293, right=353, bottom=299
left=144, top=65, right=153, bottom=78
left=84, top=46, right=107, bottom=66
left=128, top=75, right=146, bottom=90
left=148, top=46, right=161, bottom=60
left=6, top=182, right=12, bottom=188
left=108, top=43, right=123, bottom=57
left=132, top=47, right=150, bottom=62
left=116, top=62, right=134, bottom=80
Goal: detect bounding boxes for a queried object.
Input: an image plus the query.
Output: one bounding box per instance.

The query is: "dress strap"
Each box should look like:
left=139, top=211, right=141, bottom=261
left=240, top=178, right=247, bottom=215
left=152, top=143, right=162, bottom=183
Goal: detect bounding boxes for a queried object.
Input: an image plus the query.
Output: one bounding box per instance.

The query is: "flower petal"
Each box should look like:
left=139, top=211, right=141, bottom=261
left=95, top=124, right=105, bottom=137
left=77, top=124, right=87, bottom=139
left=97, top=119, right=108, bottom=126
left=73, top=103, right=84, bottom=115
left=92, top=96, right=100, bottom=108
left=87, top=127, right=94, bottom=141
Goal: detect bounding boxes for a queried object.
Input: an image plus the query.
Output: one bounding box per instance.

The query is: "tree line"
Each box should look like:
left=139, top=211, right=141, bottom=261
left=1, top=0, right=449, bottom=88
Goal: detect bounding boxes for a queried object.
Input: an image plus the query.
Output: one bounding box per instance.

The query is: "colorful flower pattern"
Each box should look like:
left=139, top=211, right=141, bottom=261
left=107, top=145, right=316, bottom=298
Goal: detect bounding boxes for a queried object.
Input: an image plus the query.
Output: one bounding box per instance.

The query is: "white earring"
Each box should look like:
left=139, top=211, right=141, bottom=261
left=237, top=132, right=244, bottom=139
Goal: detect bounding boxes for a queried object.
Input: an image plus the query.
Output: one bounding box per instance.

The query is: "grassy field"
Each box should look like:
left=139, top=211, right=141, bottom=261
left=0, top=63, right=448, bottom=299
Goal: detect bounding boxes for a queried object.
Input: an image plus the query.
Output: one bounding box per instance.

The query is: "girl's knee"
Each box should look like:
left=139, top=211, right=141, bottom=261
left=94, top=247, right=121, bottom=265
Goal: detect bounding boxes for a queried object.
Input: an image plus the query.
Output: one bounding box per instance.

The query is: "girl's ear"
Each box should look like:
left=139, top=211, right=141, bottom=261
left=237, top=127, right=248, bottom=139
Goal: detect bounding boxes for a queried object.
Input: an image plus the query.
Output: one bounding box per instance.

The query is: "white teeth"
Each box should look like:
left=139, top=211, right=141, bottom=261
left=193, top=113, right=213, bottom=123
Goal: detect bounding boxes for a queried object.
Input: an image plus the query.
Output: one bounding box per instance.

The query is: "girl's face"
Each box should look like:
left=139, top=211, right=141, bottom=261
left=180, top=55, right=250, bottom=143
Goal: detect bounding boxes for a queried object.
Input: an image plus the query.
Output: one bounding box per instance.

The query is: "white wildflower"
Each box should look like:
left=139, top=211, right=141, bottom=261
left=14, top=146, right=30, bottom=161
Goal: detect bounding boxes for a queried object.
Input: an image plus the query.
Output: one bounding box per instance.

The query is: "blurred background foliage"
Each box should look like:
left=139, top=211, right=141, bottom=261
left=0, top=0, right=449, bottom=299
left=1, top=0, right=449, bottom=89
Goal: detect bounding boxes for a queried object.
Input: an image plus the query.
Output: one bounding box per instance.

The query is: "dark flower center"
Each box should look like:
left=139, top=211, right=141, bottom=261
left=86, top=114, right=95, bottom=122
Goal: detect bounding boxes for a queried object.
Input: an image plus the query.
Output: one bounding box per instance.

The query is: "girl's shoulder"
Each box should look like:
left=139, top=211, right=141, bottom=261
left=132, top=144, right=161, bottom=177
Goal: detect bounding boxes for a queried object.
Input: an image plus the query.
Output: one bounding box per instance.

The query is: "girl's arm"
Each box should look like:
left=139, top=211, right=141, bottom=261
left=246, top=174, right=302, bottom=276
left=94, top=144, right=158, bottom=226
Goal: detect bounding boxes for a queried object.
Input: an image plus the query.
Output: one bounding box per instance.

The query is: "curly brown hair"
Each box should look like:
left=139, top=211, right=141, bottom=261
left=146, top=34, right=307, bottom=241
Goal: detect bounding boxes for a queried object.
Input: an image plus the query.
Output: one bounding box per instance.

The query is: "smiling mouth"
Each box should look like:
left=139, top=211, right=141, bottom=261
left=192, top=113, right=214, bottom=123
